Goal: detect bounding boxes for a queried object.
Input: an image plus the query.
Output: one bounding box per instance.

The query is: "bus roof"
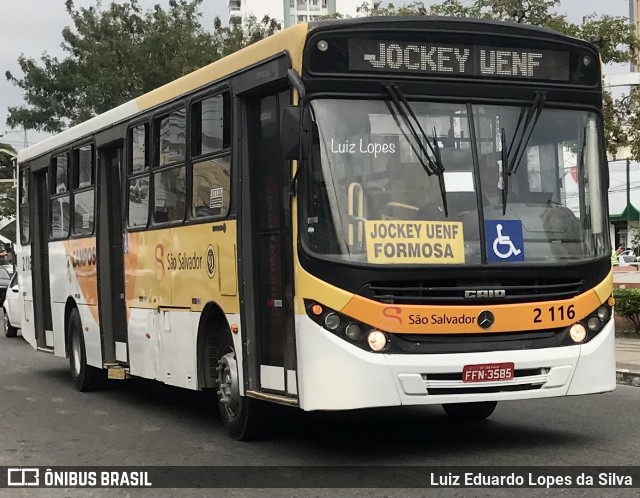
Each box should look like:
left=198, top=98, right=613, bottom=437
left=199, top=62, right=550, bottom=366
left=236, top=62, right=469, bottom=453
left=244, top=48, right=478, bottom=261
left=308, top=15, right=579, bottom=40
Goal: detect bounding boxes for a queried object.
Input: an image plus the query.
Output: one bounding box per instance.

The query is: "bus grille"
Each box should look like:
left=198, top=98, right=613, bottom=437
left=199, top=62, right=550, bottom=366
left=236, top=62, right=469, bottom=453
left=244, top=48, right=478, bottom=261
left=360, top=278, right=584, bottom=305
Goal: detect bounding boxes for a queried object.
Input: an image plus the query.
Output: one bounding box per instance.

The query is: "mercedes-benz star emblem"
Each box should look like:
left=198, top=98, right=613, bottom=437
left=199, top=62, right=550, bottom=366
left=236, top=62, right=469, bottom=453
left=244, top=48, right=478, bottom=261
left=477, top=310, right=495, bottom=329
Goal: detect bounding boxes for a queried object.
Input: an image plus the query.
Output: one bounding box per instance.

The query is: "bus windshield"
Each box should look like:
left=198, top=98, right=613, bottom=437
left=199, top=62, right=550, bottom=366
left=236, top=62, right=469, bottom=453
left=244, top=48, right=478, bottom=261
left=303, top=99, right=608, bottom=265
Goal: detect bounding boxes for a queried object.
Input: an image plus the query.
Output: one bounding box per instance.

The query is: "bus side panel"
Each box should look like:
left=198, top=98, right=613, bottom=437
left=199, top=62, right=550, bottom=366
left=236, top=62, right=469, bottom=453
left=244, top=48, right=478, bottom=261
left=47, top=239, right=101, bottom=364
left=47, top=241, right=67, bottom=354
left=78, top=303, right=102, bottom=368
left=128, top=307, right=159, bottom=380
left=158, top=309, right=198, bottom=389
left=125, top=223, right=241, bottom=388
left=51, top=301, right=66, bottom=357
left=17, top=244, right=36, bottom=349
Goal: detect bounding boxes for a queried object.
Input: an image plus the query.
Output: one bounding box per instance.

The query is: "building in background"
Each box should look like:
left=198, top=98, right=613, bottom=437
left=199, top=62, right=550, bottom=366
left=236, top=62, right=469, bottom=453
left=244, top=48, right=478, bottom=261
left=609, top=159, right=640, bottom=249
left=229, top=0, right=381, bottom=27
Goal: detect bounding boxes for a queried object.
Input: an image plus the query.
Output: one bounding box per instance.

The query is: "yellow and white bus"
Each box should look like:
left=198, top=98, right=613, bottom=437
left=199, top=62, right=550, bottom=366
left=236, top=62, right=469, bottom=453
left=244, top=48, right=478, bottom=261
left=16, top=17, right=615, bottom=439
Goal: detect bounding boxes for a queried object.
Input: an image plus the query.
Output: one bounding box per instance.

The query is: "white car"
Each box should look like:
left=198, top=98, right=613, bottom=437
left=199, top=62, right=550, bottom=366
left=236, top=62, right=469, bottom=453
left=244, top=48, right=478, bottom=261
left=618, top=250, right=638, bottom=268
left=3, top=273, right=21, bottom=337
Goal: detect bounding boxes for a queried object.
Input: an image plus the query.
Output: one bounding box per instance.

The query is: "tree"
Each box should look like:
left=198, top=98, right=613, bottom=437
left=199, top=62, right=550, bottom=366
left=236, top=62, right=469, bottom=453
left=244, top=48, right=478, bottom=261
left=358, top=0, right=640, bottom=159
left=6, top=1, right=283, bottom=133
left=6, top=0, right=219, bottom=133
left=214, top=15, right=282, bottom=58
left=0, top=144, right=17, bottom=220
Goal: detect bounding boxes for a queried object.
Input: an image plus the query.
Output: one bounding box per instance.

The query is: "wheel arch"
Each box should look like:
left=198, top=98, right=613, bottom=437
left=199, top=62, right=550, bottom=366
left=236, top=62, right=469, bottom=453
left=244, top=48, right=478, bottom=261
left=64, top=297, right=78, bottom=357
left=196, top=301, right=232, bottom=390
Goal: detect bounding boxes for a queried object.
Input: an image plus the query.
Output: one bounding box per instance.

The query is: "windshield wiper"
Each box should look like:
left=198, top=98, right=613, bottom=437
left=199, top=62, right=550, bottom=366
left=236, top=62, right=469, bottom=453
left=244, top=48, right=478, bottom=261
left=500, top=91, right=546, bottom=214
left=384, top=83, right=448, bottom=216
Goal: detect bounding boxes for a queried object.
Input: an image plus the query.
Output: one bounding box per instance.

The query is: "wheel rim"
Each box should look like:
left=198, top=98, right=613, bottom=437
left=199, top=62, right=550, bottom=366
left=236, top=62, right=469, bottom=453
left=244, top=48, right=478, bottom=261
left=217, top=351, right=240, bottom=418
left=3, top=312, right=8, bottom=333
left=72, top=331, right=82, bottom=376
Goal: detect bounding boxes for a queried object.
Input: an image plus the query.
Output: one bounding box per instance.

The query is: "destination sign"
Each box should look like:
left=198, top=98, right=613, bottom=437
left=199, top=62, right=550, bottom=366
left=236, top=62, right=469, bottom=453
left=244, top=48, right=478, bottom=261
left=348, top=39, right=570, bottom=81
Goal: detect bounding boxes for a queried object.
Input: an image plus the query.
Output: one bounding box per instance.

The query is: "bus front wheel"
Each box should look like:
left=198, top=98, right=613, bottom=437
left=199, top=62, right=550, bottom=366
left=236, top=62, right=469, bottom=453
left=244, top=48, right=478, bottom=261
left=216, top=336, right=263, bottom=440
left=68, top=308, right=104, bottom=392
left=442, top=401, right=497, bottom=421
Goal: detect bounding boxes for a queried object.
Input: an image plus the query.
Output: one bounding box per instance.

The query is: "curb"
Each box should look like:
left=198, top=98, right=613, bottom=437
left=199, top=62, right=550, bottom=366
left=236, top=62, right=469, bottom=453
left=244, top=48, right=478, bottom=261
left=616, top=369, right=640, bottom=387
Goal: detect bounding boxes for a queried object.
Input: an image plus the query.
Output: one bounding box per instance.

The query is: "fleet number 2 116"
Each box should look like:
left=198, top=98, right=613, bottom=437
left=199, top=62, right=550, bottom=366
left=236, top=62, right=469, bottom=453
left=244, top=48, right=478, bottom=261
left=533, top=304, right=575, bottom=323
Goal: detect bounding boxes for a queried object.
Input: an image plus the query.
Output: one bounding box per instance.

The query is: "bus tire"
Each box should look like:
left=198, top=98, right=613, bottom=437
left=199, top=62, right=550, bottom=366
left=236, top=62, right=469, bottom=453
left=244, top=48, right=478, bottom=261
left=442, top=401, right=497, bottom=421
left=3, top=309, right=18, bottom=337
left=216, top=332, right=263, bottom=440
left=68, top=308, right=104, bottom=392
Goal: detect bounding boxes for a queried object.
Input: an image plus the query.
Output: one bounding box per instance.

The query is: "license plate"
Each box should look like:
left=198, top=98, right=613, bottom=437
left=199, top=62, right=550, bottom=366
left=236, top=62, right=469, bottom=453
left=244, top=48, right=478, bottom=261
left=462, top=362, right=514, bottom=383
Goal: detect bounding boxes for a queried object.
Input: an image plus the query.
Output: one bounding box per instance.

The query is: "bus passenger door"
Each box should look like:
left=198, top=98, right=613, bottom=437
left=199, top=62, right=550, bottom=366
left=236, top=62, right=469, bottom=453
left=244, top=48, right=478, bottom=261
left=31, top=169, right=53, bottom=350
left=240, top=90, right=297, bottom=400
left=96, top=144, right=128, bottom=367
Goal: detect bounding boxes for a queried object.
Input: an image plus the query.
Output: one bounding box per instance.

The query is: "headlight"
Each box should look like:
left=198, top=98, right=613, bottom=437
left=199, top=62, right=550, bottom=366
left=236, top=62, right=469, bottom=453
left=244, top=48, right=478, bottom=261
left=596, top=306, right=610, bottom=322
left=345, top=324, right=363, bottom=341
left=367, top=330, right=387, bottom=352
left=587, top=317, right=601, bottom=332
left=324, top=313, right=340, bottom=330
left=569, top=323, right=587, bottom=343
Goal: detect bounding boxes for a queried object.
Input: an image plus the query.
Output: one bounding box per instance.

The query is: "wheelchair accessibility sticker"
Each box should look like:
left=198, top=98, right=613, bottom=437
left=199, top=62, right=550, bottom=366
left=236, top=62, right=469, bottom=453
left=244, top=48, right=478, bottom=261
left=485, top=220, right=524, bottom=262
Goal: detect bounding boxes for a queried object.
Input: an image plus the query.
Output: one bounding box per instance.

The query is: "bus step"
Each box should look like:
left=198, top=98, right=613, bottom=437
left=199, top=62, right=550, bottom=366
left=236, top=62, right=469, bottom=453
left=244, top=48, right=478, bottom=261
left=105, top=365, right=129, bottom=380
left=246, top=390, right=298, bottom=406
left=37, top=346, right=55, bottom=354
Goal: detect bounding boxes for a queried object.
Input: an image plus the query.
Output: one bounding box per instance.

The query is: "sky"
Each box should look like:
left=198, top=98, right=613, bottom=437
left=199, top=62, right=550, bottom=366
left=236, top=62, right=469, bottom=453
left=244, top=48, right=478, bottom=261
left=0, top=0, right=631, bottom=149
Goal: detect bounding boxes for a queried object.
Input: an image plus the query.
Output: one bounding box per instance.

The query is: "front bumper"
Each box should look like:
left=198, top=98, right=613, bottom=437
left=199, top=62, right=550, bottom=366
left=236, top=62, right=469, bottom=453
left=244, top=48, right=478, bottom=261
left=295, top=315, right=616, bottom=411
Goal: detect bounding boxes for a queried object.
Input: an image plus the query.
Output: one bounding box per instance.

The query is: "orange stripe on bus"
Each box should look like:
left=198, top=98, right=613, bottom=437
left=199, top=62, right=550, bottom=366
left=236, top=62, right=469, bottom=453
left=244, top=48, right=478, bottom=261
left=340, top=272, right=612, bottom=335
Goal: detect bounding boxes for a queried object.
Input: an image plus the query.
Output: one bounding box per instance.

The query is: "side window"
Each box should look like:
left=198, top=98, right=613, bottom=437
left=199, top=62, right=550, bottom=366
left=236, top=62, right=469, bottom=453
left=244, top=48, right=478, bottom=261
left=19, top=168, right=30, bottom=244
left=154, top=108, right=186, bottom=223
left=72, top=144, right=95, bottom=236
left=50, top=153, right=70, bottom=239
left=190, top=93, right=231, bottom=218
left=53, top=154, right=69, bottom=194
left=158, top=109, right=186, bottom=167
left=128, top=124, right=150, bottom=228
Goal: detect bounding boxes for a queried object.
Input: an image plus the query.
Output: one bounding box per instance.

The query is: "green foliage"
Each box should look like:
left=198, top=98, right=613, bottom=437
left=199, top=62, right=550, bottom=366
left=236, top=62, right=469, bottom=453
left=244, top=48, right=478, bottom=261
left=603, top=92, right=630, bottom=158
left=357, top=1, right=430, bottom=16
left=613, top=288, right=640, bottom=333
left=0, top=143, right=16, bottom=180
left=214, top=15, right=282, bottom=58
left=615, top=90, right=640, bottom=160
left=0, top=183, right=16, bottom=221
left=6, top=1, right=283, bottom=132
left=6, top=0, right=219, bottom=132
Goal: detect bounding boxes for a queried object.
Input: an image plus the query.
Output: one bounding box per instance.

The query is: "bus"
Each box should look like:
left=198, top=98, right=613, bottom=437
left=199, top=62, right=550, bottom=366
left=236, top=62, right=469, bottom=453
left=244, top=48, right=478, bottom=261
left=16, top=16, right=615, bottom=440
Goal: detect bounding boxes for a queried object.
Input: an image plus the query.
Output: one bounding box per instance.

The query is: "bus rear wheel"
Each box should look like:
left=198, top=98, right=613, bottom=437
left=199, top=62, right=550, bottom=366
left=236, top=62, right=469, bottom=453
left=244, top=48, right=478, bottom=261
left=68, top=308, right=104, bottom=392
left=216, top=337, right=262, bottom=440
left=442, top=401, right=497, bottom=421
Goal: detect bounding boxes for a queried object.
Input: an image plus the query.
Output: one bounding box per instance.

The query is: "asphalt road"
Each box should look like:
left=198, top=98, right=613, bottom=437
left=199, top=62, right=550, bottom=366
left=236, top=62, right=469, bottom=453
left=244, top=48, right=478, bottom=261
left=1, top=326, right=640, bottom=498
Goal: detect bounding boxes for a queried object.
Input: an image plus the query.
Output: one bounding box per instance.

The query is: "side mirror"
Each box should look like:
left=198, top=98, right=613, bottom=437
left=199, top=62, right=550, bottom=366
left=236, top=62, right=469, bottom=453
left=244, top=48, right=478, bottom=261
left=281, top=105, right=311, bottom=161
